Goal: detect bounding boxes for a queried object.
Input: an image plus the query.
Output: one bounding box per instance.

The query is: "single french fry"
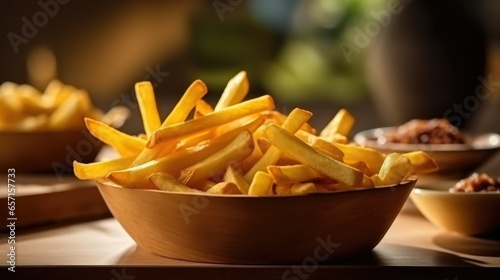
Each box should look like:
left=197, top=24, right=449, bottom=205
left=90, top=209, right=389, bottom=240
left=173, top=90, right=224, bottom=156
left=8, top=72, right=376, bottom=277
left=178, top=130, right=254, bottom=187
left=291, top=182, right=317, bottom=195
left=149, top=172, right=202, bottom=192
left=73, top=156, right=136, bottom=180
left=310, top=138, right=344, bottom=162
left=244, top=108, right=312, bottom=181
left=85, top=118, right=146, bottom=156
left=267, top=164, right=326, bottom=185
left=135, top=81, right=161, bottom=137
left=378, top=153, right=414, bottom=185
left=261, top=110, right=316, bottom=134
left=148, top=95, right=274, bottom=148
left=333, top=143, right=385, bottom=175
left=263, top=124, right=364, bottom=188
left=403, top=151, right=439, bottom=174
left=320, top=109, right=355, bottom=137
left=361, top=175, right=375, bottom=188
left=214, top=70, right=249, bottom=111
left=223, top=166, right=250, bottom=194
left=163, top=79, right=207, bottom=126
left=248, top=171, right=274, bottom=196
left=194, top=99, right=213, bottom=119
left=207, top=182, right=241, bottom=194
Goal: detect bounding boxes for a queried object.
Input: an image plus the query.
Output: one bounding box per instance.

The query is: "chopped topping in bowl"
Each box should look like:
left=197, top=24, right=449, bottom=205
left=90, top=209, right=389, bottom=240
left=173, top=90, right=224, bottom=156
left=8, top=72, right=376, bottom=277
left=382, top=119, right=466, bottom=144
left=449, top=173, right=500, bottom=193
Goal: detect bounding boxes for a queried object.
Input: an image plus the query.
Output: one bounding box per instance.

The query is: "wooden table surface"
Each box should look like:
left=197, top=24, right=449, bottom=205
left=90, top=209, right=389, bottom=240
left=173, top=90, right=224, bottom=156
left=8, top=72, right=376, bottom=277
left=1, top=199, right=499, bottom=280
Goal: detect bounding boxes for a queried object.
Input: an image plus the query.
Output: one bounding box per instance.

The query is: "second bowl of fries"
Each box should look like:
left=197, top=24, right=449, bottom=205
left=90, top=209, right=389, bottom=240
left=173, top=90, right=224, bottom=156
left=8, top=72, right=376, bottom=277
left=76, top=71, right=436, bottom=263
left=0, top=80, right=128, bottom=172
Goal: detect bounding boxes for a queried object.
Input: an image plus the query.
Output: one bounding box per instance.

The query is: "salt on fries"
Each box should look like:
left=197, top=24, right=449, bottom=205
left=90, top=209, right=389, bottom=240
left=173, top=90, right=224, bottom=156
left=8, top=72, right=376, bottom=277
left=0, top=80, right=128, bottom=131
left=74, top=71, right=438, bottom=195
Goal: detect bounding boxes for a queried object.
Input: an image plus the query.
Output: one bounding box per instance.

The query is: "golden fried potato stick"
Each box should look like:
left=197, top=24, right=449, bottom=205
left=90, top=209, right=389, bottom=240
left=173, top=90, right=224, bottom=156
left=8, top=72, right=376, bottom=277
left=178, top=130, right=254, bottom=187
left=214, top=70, right=249, bottom=111
left=149, top=172, right=202, bottom=193
left=244, top=108, right=312, bottom=181
left=223, top=166, right=250, bottom=194
left=207, top=182, right=241, bottom=194
left=135, top=81, right=162, bottom=137
left=310, top=138, right=344, bottom=162
left=320, top=109, right=355, bottom=138
left=267, top=164, right=326, bottom=185
left=163, top=79, right=207, bottom=126
left=261, top=110, right=316, bottom=134
left=85, top=118, right=146, bottom=156
left=263, top=124, right=364, bottom=188
left=148, top=95, right=274, bottom=148
left=73, top=156, right=136, bottom=180
left=108, top=127, right=251, bottom=188
left=248, top=171, right=274, bottom=196
left=402, top=151, right=439, bottom=174
left=291, top=182, right=317, bottom=195
left=194, top=99, right=214, bottom=119
left=377, top=153, right=414, bottom=185
left=333, top=143, right=385, bottom=175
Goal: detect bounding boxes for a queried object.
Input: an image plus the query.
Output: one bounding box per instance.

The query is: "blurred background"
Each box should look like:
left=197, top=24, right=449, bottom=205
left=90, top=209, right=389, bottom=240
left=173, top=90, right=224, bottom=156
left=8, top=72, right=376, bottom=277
left=1, top=0, right=499, bottom=135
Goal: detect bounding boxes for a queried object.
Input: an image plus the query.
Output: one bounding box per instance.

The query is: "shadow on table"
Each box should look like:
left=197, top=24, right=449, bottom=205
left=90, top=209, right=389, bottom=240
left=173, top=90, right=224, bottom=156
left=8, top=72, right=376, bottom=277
left=113, top=243, right=483, bottom=267
left=433, top=232, right=500, bottom=257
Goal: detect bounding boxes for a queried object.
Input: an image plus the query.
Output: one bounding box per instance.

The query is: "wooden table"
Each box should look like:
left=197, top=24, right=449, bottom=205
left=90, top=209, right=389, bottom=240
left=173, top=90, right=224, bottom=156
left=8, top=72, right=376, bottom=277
left=1, top=198, right=499, bottom=280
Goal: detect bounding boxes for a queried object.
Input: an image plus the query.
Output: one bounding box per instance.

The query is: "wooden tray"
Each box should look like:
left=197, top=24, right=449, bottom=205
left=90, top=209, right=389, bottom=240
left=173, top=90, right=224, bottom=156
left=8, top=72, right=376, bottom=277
left=1, top=174, right=111, bottom=230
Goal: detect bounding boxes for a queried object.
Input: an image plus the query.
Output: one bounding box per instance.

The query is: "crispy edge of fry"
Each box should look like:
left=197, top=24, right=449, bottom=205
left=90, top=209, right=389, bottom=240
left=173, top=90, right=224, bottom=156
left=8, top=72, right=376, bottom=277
left=378, top=153, right=414, bottom=185
left=261, top=110, right=316, bottom=134
left=263, top=124, right=364, bottom=188
left=267, top=164, right=325, bottom=185
left=207, top=182, right=241, bottom=194
left=194, top=99, right=214, bottom=119
left=85, top=118, right=146, bottom=156
left=149, top=172, right=202, bottom=193
left=403, top=151, right=439, bottom=174
left=223, top=166, right=250, bottom=194
left=333, top=143, right=385, bottom=175
left=248, top=171, right=274, bottom=196
left=274, top=184, right=292, bottom=195
left=310, top=138, right=344, bottom=162
left=320, top=108, right=355, bottom=137
left=73, top=156, right=136, bottom=180
left=244, top=108, right=312, bottom=181
left=178, top=130, right=254, bottom=187
left=163, top=79, right=207, bottom=126
left=214, top=70, right=249, bottom=111
left=148, top=95, right=274, bottom=148
left=135, top=81, right=162, bottom=137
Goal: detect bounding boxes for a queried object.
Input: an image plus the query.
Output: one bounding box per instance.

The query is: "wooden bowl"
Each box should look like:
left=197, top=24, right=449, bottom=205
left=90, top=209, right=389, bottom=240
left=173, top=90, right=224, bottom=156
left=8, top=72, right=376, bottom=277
left=354, top=127, right=500, bottom=179
left=96, top=177, right=417, bottom=264
left=410, top=181, right=500, bottom=236
left=0, top=130, right=102, bottom=173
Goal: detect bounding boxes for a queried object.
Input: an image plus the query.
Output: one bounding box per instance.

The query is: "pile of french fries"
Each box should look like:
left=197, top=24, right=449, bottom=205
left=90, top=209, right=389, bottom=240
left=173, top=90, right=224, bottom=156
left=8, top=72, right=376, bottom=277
left=74, top=71, right=438, bottom=195
left=0, top=80, right=127, bottom=131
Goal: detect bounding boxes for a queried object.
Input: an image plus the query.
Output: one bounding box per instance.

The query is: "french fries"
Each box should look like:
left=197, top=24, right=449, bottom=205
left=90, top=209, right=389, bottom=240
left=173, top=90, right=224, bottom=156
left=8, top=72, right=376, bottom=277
left=74, top=71, right=438, bottom=196
left=0, top=80, right=127, bottom=132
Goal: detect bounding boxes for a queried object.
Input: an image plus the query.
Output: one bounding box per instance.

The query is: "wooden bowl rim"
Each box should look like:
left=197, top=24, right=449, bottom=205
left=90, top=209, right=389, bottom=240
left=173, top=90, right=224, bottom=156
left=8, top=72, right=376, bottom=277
left=96, top=176, right=418, bottom=199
